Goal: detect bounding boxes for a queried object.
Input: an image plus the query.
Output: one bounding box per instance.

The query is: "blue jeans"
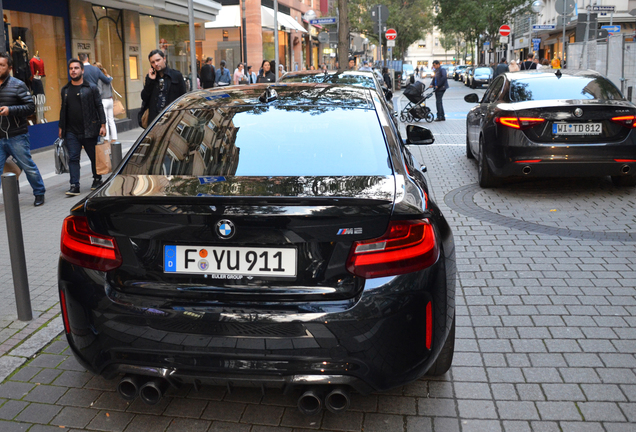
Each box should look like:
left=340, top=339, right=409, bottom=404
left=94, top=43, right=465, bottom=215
left=0, top=133, right=46, bottom=196
left=435, top=89, right=446, bottom=119
left=66, top=132, right=101, bottom=186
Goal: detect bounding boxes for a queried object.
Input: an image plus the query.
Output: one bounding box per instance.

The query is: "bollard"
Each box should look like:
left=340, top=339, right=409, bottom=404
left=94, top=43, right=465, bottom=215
left=1, top=173, right=33, bottom=321
left=111, top=141, right=122, bottom=169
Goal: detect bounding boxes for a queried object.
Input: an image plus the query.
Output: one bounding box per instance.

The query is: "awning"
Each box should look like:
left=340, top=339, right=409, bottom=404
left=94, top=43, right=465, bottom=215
left=261, top=6, right=307, bottom=33
left=205, top=5, right=240, bottom=28
left=92, top=0, right=221, bottom=22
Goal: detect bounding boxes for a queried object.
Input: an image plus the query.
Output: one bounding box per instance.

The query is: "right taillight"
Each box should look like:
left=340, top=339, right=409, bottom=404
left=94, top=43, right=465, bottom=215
left=60, top=216, right=122, bottom=271
left=346, top=219, right=439, bottom=279
left=495, top=115, right=545, bottom=130
left=611, top=115, right=636, bottom=128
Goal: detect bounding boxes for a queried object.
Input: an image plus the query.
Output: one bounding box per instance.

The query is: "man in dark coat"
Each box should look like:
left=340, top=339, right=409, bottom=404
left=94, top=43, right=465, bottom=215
left=429, top=60, right=449, bottom=121
left=58, top=59, right=106, bottom=195
left=493, top=58, right=509, bottom=79
left=141, top=50, right=187, bottom=125
left=520, top=53, right=537, bottom=70
left=79, top=53, right=112, bottom=88
left=200, top=57, right=215, bottom=89
left=0, top=52, right=46, bottom=206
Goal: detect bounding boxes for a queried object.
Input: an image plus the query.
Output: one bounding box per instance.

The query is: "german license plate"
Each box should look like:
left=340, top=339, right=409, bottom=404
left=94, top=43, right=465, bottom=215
left=552, top=123, right=602, bottom=135
left=164, top=245, right=297, bottom=277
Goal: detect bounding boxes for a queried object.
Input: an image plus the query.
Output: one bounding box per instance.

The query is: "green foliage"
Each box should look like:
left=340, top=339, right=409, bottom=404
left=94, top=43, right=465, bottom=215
left=347, top=0, right=434, bottom=59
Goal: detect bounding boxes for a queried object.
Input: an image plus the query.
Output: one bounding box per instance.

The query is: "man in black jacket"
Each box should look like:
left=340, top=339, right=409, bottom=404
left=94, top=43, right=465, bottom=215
left=0, top=52, right=46, bottom=206
left=58, top=59, right=106, bottom=196
left=141, top=50, right=187, bottom=125
left=200, top=57, right=215, bottom=89
left=429, top=60, right=449, bottom=121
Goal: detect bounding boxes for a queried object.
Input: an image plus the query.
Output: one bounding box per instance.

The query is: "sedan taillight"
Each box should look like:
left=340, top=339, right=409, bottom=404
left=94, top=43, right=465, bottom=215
left=495, top=115, right=545, bottom=130
left=346, top=219, right=438, bottom=279
left=61, top=216, right=122, bottom=271
left=611, top=115, right=636, bottom=128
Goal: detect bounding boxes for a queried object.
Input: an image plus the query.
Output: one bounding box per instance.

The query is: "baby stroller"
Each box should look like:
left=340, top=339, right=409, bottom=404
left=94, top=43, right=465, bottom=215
left=400, top=81, right=435, bottom=123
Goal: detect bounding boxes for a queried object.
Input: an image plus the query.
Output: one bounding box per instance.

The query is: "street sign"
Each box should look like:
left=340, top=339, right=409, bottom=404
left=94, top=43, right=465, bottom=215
left=500, top=36, right=509, bottom=44
left=533, top=38, right=541, bottom=51
left=532, top=24, right=556, bottom=31
left=309, top=17, right=337, bottom=25
left=555, top=0, right=575, bottom=15
left=601, top=25, right=621, bottom=34
left=499, top=25, right=511, bottom=37
left=369, top=5, right=389, bottom=24
left=593, top=5, right=615, bottom=12
left=387, top=40, right=395, bottom=47
left=318, top=32, right=329, bottom=43
left=483, top=41, right=490, bottom=49
left=373, top=23, right=388, bottom=34
left=385, top=28, right=397, bottom=40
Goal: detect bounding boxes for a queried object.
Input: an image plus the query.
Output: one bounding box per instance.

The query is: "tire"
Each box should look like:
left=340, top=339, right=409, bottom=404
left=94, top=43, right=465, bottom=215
left=426, top=112, right=435, bottom=123
left=400, top=112, right=407, bottom=122
left=466, top=134, right=474, bottom=159
left=426, top=314, right=455, bottom=376
left=478, top=137, right=499, bottom=188
left=611, top=175, right=636, bottom=186
left=470, top=80, right=476, bottom=89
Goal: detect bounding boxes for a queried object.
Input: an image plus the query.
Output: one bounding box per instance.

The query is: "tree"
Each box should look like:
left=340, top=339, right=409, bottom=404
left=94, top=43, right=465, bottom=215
left=347, top=0, right=434, bottom=60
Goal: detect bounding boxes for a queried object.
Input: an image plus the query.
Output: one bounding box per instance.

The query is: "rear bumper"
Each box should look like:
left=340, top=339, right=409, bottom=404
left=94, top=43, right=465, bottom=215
left=499, top=160, right=635, bottom=178
left=59, top=254, right=455, bottom=394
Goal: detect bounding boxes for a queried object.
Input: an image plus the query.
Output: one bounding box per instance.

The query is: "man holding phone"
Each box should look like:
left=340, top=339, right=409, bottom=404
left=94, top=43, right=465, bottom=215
left=140, top=50, right=187, bottom=126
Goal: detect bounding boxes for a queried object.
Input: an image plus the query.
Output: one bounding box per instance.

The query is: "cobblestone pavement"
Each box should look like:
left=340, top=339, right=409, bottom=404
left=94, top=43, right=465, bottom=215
left=0, top=82, right=635, bottom=431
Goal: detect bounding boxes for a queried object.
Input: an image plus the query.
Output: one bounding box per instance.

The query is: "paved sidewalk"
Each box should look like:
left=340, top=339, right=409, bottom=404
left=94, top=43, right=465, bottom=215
left=0, top=128, right=144, bottom=382
left=0, top=82, right=634, bottom=431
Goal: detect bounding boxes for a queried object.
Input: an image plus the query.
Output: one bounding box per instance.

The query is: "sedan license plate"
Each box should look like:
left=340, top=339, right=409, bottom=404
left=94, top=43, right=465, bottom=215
left=164, top=245, right=297, bottom=277
left=552, top=123, right=602, bottom=135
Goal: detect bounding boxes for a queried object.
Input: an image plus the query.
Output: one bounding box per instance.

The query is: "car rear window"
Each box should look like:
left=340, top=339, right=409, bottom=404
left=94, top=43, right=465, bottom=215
left=121, top=106, right=392, bottom=177
left=475, top=68, right=491, bottom=74
left=510, top=75, right=624, bottom=101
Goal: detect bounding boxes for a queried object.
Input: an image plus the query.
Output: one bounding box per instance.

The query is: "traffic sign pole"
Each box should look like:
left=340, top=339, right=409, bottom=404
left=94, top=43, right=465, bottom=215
left=378, top=5, right=382, bottom=65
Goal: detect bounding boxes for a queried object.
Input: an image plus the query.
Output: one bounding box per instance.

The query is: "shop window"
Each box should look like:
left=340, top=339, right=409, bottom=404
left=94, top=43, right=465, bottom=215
left=129, top=56, right=139, bottom=80
left=223, top=30, right=229, bottom=41
left=418, top=43, right=426, bottom=48
left=5, top=10, right=67, bottom=124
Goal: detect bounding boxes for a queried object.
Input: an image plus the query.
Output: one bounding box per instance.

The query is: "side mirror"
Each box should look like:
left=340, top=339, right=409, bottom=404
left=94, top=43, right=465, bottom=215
left=464, top=93, right=479, bottom=103
left=406, top=125, right=435, bottom=145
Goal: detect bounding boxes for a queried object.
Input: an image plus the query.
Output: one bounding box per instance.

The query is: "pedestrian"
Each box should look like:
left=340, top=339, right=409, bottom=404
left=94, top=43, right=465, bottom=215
left=279, top=64, right=287, bottom=75
left=78, top=53, right=112, bottom=88
left=256, top=60, right=275, bottom=83
left=520, top=53, right=537, bottom=70
left=246, top=65, right=257, bottom=84
left=429, top=60, right=449, bottom=122
left=358, top=62, right=372, bottom=72
left=140, top=49, right=187, bottom=126
left=382, top=67, right=392, bottom=90
left=541, top=58, right=550, bottom=68
left=551, top=56, right=561, bottom=69
left=58, top=58, right=106, bottom=196
left=348, top=58, right=355, bottom=70
left=200, top=56, right=215, bottom=89
left=0, top=52, right=45, bottom=206
left=415, top=66, right=419, bottom=77
left=215, top=60, right=231, bottom=86
left=233, top=63, right=245, bottom=85
left=508, top=59, right=520, bottom=72
left=493, top=58, right=509, bottom=78
left=93, top=62, right=117, bottom=145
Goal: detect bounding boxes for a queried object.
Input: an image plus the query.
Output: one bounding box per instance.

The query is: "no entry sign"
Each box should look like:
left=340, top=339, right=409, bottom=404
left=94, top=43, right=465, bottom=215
left=499, top=25, right=511, bottom=37
left=385, top=28, right=397, bottom=40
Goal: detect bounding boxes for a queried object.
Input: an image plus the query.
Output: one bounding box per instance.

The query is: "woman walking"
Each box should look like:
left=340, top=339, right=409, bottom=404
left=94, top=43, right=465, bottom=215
left=256, top=60, right=276, bottom=83
left=94, top=62, right=117, bottom=143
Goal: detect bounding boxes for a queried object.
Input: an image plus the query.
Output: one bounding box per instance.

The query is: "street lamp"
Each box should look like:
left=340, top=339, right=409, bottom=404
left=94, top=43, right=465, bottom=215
left=530, top=0, right=545, bottom=57
left=303, top=10, right=317, bottom=22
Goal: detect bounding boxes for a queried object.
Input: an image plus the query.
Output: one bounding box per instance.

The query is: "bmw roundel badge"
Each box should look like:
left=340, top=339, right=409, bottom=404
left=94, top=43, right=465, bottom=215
left=216, top=219, right=235, bottom=239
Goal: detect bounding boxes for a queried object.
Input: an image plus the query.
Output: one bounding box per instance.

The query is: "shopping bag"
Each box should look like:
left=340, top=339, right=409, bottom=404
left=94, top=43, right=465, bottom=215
left=54, top=138, right=70, bottom=174
left=113, top=88, right=126, bottom=116
left=96, top=140, right=112, bottom=175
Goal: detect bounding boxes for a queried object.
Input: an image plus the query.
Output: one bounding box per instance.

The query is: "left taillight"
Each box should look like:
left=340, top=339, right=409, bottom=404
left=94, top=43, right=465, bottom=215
left=60, top=215, right=122, bottom=271
left=346, top=219, right=439, bottom=279
left=495, top=115, right=545, bottom=130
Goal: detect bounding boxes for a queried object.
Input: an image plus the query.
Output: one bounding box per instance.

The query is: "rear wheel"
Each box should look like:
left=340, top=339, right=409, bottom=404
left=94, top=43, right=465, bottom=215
left=466, top=134, right=474, bottom=159
left=611, top=175, right=636, bottom=186
left=400, top=112, right=408, bottom=122
left=470, top=80, right=476, bottom=89
left=426, top=112, right=435, bottom=123
left=426, top=315, right=455, bottom=376
left=478, top=138, right=499, bottom=188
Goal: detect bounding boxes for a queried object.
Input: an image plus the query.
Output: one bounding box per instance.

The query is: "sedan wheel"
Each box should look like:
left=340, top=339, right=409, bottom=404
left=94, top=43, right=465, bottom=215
left=466, top=134, right=474, bottom=159
left=478, top=138, right=499, bottom=188
left=426, top=314, right=455, bottom=376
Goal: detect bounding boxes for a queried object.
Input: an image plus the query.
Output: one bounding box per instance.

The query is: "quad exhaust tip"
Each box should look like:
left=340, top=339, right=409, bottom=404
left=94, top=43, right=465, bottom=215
left=139, top=378, right=169, bottom=405
left=297, top=388, right=323, bottom=416
left=522, top=166, right=532, bottom=175
left=621, top=164, right=630, bottom=174
left=117, top=375, right=143, bottom=401
left=325, top=387, right=351, bottom=414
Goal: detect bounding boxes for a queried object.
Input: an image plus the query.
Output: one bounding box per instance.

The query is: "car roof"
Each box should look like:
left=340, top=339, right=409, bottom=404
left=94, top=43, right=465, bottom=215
left=504, top=69, right=603, bottom=79
left=167, top=83, right=377, bottom=112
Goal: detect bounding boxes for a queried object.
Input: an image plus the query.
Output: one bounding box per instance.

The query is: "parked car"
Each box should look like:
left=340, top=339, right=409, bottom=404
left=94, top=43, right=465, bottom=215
left=401, top=63, right=415, bottom=86
left=454, top=65, right=468, bottom=81
left=59, top=83, right=457, bottom=415
left=441, top=64, right=455, bottom=78
left=463, top=67, right=475, bottom=86
left=464, top=69, right=636, bottom=187
left=469, top=67, right=493, bottom=88
left=421, top=67, right=434, bottom=79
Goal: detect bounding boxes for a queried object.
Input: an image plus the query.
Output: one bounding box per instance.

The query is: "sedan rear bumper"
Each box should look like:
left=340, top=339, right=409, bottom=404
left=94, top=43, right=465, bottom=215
left=499, top=160, right=635, bottom=178
left=59, top=256, right=454, bottom=394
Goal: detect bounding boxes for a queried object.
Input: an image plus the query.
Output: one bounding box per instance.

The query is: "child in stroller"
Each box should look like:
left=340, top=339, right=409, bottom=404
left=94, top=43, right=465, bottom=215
left=400, top=77, right=435, bottom=123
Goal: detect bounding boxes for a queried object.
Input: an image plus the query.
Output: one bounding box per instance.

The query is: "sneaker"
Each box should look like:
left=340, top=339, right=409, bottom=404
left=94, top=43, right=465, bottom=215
left=91, top=179, right=103, bottom=190
left=66, top=185, right=80, bottom=196
left=34, top=195, right=45, bottom=206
